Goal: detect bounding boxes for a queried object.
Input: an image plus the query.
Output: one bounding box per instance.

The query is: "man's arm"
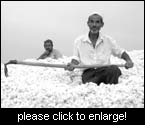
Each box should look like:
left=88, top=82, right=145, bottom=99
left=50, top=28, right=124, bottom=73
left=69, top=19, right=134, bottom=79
left=109, top=37, right=134, bottom=69
left=37, top=51, right=48, bottom=60
left=65, top=39, right=80, bottom=71
left=37, top=55, right=44, bottom=60
left=121, top=51, right=134, bottom=69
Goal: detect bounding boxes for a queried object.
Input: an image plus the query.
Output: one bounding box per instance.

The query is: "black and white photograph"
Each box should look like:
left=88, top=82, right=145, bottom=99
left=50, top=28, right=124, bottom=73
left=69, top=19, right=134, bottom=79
left=1, top=1, right=144, bottom=110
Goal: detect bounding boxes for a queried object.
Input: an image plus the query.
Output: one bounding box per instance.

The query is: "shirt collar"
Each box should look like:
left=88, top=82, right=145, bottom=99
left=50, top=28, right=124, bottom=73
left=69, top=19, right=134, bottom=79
left=83, top=32, right=104, bottom=44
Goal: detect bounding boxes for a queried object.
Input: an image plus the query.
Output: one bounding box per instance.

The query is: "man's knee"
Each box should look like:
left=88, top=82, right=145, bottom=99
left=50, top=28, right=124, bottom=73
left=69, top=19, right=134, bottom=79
left=82, top=68, right=96, bottom=83
left=108, top=65, right=121, bottom=75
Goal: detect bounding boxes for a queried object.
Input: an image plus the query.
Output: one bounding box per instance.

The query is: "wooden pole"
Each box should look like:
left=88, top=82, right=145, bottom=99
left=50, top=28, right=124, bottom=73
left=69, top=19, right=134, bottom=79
left=4, top=60, right=125, bottom=77
left=16, top=61, right=125, bottom=68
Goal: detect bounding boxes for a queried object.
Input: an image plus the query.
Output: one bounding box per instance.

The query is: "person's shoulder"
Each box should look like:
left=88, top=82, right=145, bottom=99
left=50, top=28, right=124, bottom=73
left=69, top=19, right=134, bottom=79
left=53, top=49, right=62, bottom=55
left=76, top=34, right=86, bottom=39
left=74, top=33, right=87, bottom=43
left=101, top=33, right=116, bottom=43
left=101, top=33, right=114, bottom=40
left=53, top=49, right=61, bottom=53
left=52, top=49, right=62, bottom=58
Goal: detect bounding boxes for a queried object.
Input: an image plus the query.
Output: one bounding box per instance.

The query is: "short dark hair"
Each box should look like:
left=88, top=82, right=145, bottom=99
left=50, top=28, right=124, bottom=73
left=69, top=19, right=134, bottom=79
left=88, top=13, right=104, bottom=26
left=44, top=39, right=53, bottom=46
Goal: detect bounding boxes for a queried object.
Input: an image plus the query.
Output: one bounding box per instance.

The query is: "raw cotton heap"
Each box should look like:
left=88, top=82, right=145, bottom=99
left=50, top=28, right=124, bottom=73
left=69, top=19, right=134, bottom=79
left=1, top=50, right=144, bottom=108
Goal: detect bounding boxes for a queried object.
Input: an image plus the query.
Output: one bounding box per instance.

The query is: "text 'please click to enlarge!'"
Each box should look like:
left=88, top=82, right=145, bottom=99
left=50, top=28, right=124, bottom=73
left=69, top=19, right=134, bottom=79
left=17, top=111, right=126, bottom=123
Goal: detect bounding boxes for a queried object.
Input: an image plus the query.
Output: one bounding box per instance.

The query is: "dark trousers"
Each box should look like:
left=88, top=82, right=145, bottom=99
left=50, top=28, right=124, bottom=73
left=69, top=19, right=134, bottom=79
left=82, top=65, right=121, bottom=85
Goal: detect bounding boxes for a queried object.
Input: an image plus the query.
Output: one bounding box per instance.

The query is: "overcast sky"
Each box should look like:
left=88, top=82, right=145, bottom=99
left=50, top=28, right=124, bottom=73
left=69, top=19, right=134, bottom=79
left=1, top=1, right=144, bottom=63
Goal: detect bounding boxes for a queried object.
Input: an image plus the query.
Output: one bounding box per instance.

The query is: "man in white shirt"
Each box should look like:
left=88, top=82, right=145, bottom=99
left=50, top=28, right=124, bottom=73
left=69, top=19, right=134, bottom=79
left=65, top=13, right=133, bottom=85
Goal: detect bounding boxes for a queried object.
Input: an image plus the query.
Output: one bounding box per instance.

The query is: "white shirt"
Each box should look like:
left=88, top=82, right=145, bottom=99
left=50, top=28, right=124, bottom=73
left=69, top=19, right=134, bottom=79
left=72, top=33, right=125, bottom=65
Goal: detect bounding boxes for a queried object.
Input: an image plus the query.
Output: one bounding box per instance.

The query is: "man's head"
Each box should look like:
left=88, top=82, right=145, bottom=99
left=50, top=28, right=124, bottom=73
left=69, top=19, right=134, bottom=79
left=87, top=13, right=104, bottom=34
left=44, top=39, right=53, bottom=52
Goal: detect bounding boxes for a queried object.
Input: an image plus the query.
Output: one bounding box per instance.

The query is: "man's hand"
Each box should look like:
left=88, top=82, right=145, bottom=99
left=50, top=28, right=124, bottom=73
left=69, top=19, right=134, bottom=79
left=45, top=50, right=50, bottom=56
left=125, top=60, right=134, bottom=69
left=65, top=63, right=75, bottom=71
left=65, top=59, right=79, bottom=71
left=121, top=51, right=134, bottom=69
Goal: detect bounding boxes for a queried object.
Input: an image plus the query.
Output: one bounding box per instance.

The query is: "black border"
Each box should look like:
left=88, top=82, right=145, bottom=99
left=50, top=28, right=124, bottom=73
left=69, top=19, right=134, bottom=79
left=0, top=0, right=145, bottom=125
left=0, top=108, right=145, bottom=125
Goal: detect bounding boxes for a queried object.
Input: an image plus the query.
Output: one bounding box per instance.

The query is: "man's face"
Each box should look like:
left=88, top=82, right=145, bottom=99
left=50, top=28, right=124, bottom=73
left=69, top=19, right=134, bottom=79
left=87, top=15, right=103, bottom=34
left=44, top=42, right=53, bottom=52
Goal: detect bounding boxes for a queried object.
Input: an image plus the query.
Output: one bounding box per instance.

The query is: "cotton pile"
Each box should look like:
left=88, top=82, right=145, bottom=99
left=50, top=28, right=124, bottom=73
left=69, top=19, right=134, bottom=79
left=1, top=50, right=144, bottom=108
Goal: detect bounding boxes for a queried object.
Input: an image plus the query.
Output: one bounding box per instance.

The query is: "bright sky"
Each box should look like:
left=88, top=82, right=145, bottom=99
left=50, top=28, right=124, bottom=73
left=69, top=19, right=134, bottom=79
left=1, top=1, right=144, bottom=63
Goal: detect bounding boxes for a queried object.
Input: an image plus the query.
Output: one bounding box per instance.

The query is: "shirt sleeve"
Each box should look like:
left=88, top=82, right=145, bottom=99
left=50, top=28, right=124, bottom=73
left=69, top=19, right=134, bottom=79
left=109, top=37, right=125, bottom=58
left=72, top=38, right=80, bottom=62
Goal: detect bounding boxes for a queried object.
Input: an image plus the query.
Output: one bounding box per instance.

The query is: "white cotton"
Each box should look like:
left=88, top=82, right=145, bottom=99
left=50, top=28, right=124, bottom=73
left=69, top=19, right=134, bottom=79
left=1, top=50, right=144, bottom=108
